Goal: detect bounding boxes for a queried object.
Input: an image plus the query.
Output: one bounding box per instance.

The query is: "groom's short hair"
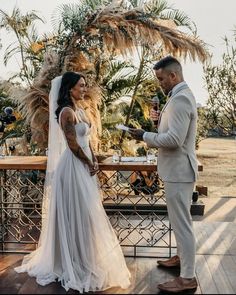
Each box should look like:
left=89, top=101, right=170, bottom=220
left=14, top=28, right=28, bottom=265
left=153, top=56, right=182, bottom=74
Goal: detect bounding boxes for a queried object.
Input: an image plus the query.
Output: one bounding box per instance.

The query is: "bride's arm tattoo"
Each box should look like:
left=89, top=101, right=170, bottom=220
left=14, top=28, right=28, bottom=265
left=61, top=109, right=93, bottom=167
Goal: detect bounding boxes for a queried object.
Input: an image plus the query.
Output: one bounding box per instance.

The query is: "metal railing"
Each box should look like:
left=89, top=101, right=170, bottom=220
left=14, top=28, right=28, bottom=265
left=0, top=157, right=174, bottom=257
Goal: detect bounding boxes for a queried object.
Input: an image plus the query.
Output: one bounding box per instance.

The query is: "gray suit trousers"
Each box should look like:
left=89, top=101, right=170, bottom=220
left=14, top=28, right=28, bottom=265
left=164, top=181, right=196, bottom=278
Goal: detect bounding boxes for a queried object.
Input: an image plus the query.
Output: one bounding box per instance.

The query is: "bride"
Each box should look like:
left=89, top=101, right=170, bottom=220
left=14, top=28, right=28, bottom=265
left=14, top=72, right=131, bottom=292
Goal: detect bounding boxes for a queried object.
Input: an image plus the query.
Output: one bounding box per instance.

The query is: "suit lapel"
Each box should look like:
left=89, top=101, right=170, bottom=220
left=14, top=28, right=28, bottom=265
left=157, top=97, right=171, bottom=127
left=158, top=83, right=189, bottom=128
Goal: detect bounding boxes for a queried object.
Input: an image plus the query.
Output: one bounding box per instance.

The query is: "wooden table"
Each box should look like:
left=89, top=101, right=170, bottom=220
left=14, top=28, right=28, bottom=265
left=0, top=156, right=203, bottom=171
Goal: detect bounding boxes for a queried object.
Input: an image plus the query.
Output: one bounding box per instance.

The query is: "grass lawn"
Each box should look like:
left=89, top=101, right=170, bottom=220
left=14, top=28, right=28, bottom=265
left=196, top=137, right=236, bottom=198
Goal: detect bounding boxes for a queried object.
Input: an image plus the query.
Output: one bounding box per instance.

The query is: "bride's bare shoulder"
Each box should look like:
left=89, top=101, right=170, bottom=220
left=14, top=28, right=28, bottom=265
left=60, top=107, right=76, bottom=124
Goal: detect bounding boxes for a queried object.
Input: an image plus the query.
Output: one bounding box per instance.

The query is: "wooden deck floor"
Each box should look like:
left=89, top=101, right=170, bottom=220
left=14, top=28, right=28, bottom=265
left=1, top=221, right=236, bottom=294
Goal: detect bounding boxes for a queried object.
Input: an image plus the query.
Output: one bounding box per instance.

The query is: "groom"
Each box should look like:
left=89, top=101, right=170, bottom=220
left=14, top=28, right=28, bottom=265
left=128, top=56, right=198, bottom=293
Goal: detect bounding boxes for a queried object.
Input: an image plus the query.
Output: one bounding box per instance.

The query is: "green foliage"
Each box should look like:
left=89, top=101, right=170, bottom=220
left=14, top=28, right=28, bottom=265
left=99, top=58, right=137, bottom=110
left=203, top=33, right=236, bottom=136
left=0, top=92, right=15, bottom=111
left=0, top=91, right=27, bottom=157
left=136, top=146, right=147, bottom=156
left=196, top=107, right=211, bottom=148
left=52, top=0, right=108, bottom=34
left=0, top=7, right=45, bottom=84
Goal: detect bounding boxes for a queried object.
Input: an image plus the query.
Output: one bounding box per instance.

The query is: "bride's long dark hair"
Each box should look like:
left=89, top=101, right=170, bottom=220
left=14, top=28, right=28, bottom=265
left=55, top=71, right=86, bottom=122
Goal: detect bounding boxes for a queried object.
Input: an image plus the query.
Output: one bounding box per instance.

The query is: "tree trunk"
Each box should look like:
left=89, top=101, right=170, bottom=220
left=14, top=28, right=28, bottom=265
left=119, top=52, right=145, bottom=148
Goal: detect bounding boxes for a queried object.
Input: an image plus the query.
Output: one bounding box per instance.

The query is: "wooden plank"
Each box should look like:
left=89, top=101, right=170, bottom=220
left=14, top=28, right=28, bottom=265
left=228, top=238, right=236, bottom=255
left=99, top=163, right=158, bottom=171
left=194, top=222, right=229, bottom=255
left=209, top=222, right=236, bottom=255
left=205, top=255, right=234, bottom=294
left=18, top=277, right=66, bottom=294
left=194, top=277, right=202, bottom=294
left=0, top=260, right=29, bottom=294
left=133, top=258, right=158, bottom=294
left=211, top=222, right=233, bottom=255
left=220, top=255, right=236, bottom=294
left=0, top=156, right=203, bottom=171
left=101, top=257, right=136, bottom=294
left=194, top=222, right=207, bottom=254
left=0, top=156, right=47, bottom=170
left=8, top=250, right=236, bottom=294
left=0, top=254, right=24, bottom=271
left=203, top=223, right=229, bottom=255
left=194, top=222, right=216, bottom=255
left=156, top=265, right=180, bottom=294
left=213, top=223, right=236, bottom=256
left=195, top=254, right=218, bottom=294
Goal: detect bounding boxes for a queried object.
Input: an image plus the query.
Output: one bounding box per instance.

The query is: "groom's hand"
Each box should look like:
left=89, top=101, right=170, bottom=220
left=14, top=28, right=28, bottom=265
left=128, top=128, right=145, bottom=141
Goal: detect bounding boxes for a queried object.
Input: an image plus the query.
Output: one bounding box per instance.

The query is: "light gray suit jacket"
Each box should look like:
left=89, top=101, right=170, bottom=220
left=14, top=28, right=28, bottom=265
left=143, top=82, right=198, bottom=183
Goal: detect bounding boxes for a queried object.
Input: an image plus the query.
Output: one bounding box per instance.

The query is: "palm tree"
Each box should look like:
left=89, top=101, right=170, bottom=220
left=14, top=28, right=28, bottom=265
left=12, top=0, right=208, bottom=154
left=99, top=58, right=136, bottom=109
left=118, top=0, right=204, bottom=145
left=0, top=7, right=44, bottom=85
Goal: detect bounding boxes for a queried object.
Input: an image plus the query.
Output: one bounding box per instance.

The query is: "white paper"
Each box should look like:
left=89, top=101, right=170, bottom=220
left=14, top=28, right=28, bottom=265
left=121, top=156, right=147, bottom=162
left=115, top=124, right=130, bottom=131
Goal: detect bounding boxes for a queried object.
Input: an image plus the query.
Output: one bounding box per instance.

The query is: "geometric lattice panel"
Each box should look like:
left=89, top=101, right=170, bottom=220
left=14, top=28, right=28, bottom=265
left=0, top=168, right=174, bottom=256
left=0, top=170, right=44, bottom=252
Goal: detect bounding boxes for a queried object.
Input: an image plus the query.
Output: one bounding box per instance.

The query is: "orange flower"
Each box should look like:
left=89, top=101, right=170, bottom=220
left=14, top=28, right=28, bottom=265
left=30, top=42, right=44, bottom=53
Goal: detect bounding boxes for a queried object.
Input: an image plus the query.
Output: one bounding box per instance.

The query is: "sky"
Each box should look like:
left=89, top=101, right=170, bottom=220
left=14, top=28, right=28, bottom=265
left=0, top=0, right=236, bottom=106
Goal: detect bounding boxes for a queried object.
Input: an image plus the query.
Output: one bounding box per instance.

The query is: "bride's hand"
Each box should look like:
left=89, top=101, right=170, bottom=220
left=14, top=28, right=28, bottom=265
left=89, top=161, right=99, bottom=176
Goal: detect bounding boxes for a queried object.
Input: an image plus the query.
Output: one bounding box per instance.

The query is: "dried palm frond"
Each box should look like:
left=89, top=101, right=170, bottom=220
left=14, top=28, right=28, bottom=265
left=19, top=1, right=209, bottom=153
left=77, top=86, right=102, bottom=151
left=83, top=7, right=208, bottom=62
left=63, top=51, right=95, bottom=73
left=16, top=51, right=60, bottom=150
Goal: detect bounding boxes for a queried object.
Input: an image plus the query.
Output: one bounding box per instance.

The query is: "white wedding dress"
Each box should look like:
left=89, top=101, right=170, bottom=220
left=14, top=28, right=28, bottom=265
left=15, top=108, right=131, bottom=292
